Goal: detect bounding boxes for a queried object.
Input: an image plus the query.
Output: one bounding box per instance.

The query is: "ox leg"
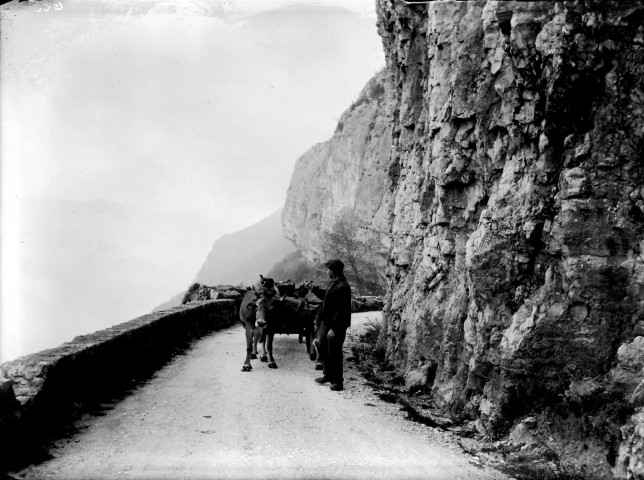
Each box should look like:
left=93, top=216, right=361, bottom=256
left=260, top=328, right=268, bottom=362
left=250, top=327, right=259, bottom=359
left=242, top=325, right=253, bottom=372
left=267, top=333, right=277, bottom=369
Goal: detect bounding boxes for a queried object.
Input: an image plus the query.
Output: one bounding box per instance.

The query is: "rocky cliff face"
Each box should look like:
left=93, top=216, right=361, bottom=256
left=282, top=70, right=394, bottom=266
left=375, top=0, right=644, bottom=476
left=281, top=1, right=644, bottom=474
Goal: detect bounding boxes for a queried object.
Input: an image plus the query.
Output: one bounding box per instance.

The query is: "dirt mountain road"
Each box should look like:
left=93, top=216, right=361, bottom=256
left=11, top=312, right=511, bottom=480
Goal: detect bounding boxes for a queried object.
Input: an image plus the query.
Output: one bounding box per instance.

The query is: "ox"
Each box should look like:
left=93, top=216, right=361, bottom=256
left=267, top=279, right=326, bottom=361
left=239, top=276, right=279, bottom=372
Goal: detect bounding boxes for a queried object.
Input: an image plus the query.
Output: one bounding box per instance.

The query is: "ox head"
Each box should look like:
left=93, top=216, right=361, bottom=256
left=246, top=275, right=279, bottom=328
left=259, top=275, right=275, bottom=289
left=253, top=294, right=271, bottom=328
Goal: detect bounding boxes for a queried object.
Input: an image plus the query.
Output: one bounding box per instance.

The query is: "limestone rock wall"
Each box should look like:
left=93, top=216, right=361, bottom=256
left=282, top=70, right=395, bottom=264
left=375, top=0, right=644, bottom=472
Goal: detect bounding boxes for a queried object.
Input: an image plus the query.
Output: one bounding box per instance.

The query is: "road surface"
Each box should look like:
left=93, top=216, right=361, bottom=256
left=11, top=312, right=510, bottom=480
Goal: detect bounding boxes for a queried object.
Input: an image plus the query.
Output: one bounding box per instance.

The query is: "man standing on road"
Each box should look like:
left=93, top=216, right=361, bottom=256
left=314, top=259, right=352, bottom=391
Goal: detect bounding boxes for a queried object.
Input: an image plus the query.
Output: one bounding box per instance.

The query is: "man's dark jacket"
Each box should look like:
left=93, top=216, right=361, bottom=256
left=317, top=276, right=352, bottom=332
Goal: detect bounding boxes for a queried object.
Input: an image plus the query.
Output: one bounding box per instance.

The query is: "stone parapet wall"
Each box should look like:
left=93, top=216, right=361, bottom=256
left=0, top=299, right=237, bottom=468
left=0, top=378, right=20, bottom=436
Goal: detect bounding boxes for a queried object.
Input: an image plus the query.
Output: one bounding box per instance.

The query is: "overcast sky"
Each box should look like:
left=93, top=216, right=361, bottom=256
left=0, top=0, right=385, bottom=361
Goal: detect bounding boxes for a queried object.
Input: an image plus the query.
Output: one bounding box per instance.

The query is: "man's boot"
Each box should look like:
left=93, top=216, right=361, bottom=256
left=329, top=382, right=343, bottom=391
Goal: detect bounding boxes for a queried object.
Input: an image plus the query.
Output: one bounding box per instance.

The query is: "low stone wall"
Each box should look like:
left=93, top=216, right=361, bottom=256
left=351, top=296, right=385, bottom=313
left=0, top=300, right=237, bottom=470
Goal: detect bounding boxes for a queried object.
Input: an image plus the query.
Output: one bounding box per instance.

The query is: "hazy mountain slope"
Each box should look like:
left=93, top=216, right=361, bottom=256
left=194, top=208, right=296, bottom=287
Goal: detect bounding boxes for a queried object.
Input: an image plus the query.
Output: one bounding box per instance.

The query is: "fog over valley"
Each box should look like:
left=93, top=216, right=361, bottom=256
left=0, top=0, right=384, bottom=361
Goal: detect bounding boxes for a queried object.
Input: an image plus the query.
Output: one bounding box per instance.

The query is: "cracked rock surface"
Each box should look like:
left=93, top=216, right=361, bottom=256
left=373, top=0, right=644, bottom=476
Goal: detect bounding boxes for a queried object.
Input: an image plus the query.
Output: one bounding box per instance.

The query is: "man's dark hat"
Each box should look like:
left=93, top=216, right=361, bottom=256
left=324, top=259, right=344, bottom=273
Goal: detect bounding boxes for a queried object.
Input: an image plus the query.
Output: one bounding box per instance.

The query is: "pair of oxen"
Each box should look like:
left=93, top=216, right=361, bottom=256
left=238, top=276, right=324, bottom=372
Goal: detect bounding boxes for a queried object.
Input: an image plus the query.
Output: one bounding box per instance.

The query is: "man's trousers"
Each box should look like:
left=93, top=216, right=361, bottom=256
left=317, top=322, right=347, bottom=384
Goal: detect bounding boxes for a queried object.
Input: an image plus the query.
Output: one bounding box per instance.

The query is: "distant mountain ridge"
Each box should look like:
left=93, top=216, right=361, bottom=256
left=194, top=208, right=296, bottom=287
